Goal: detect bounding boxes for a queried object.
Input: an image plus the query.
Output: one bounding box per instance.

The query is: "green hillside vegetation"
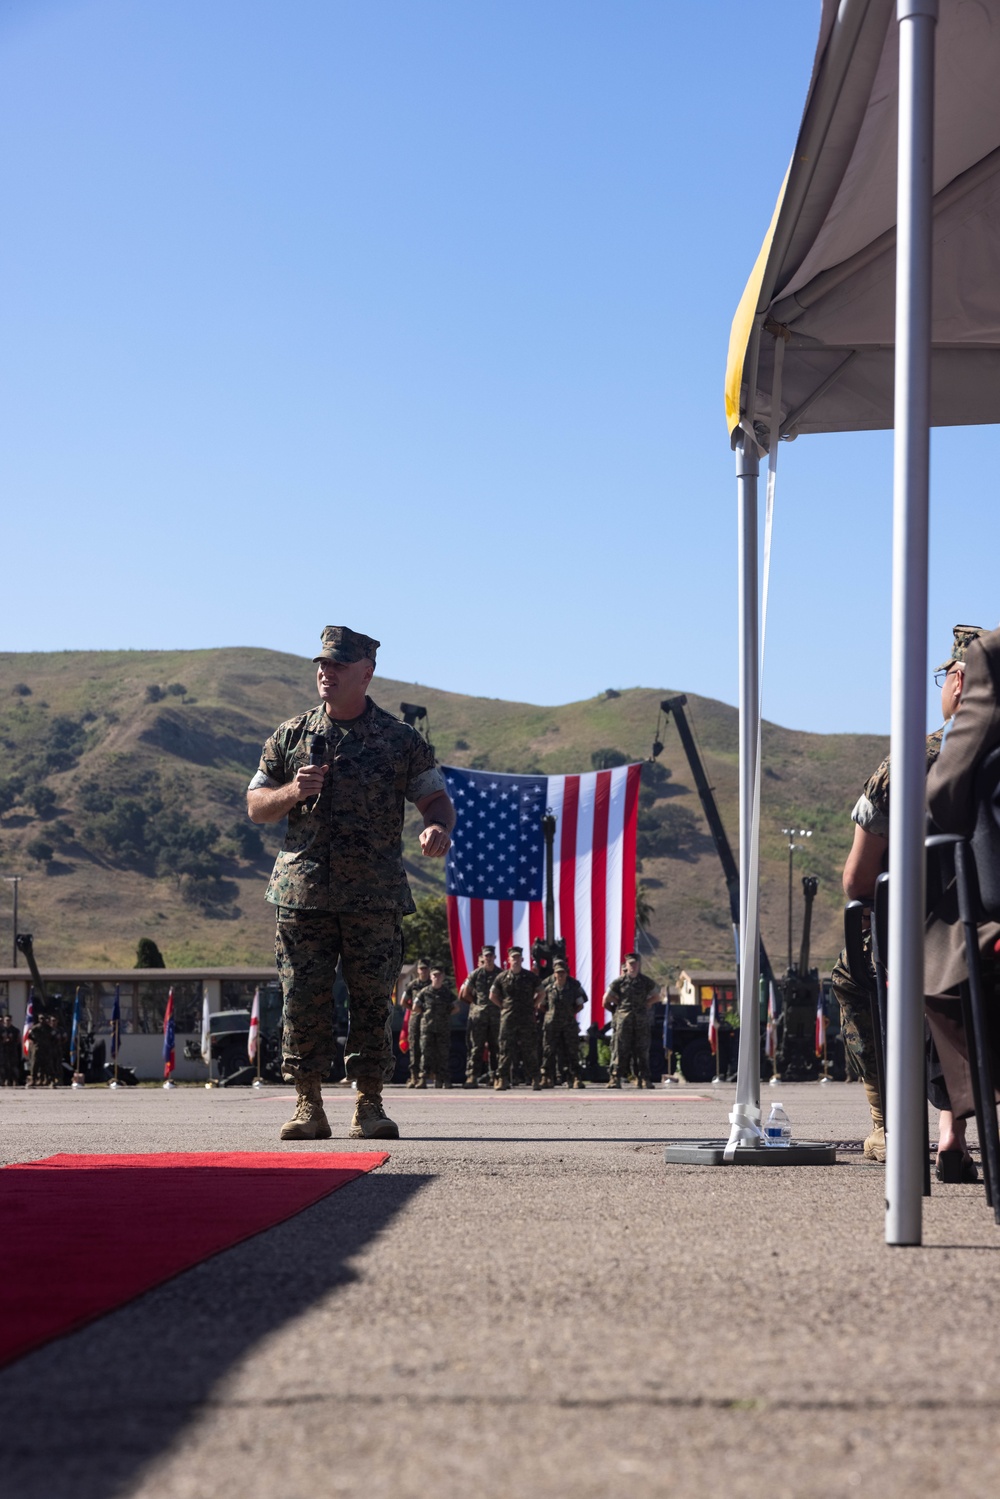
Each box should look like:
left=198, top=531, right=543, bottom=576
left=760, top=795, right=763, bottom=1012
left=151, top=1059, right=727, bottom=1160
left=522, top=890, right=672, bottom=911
left=0, top=648, right=888, bottom=980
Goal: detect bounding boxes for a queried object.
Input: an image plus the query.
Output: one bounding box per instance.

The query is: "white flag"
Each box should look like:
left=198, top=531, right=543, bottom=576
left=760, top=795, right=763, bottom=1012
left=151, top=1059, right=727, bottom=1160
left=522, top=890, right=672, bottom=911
left=248, top=988, right=260, bottom=1063
left=200, top=992, right=212, bottom=1065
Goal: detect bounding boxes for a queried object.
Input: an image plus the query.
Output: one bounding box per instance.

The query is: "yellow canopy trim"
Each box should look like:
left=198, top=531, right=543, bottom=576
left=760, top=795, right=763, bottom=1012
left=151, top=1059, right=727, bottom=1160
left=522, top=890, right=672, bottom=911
left=724, top=165, right=789, bottom=439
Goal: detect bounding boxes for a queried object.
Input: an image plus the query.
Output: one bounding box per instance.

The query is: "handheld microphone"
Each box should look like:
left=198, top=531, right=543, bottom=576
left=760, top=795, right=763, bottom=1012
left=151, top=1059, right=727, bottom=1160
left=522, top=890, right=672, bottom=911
left=305, top=734, right=327, bottom=812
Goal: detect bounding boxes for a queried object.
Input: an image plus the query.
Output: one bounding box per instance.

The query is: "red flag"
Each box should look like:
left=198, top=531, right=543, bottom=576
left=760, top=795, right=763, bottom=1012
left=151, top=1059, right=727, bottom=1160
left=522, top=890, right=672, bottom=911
left=22, top=992, right=34, bottom=1059
left=248, top=988, right=260, bottom=1063
left=707, top=997, right=719, bottom=1057
left=815, top=992, right=825, bottom=1057
left=162, top=990, right=175, bottom=1079
left=399, top=1009, right=410, bottom=1054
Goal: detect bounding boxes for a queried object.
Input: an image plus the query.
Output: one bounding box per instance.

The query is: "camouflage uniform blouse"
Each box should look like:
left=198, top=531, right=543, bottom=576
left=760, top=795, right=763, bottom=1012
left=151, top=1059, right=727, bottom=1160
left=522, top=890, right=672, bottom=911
left=490, top=969, right=541, bottom=1016
left=850, top=727, right=945, bottom=839
left=421, top=986, right=457, bottom=1024
left=542, top=976, right=588, bottom=1022
left=462, top=966, right=499, bottom=1012
left=249, top=697, right=445, bottom=913
left=603, top=972, right=658, bottom=1014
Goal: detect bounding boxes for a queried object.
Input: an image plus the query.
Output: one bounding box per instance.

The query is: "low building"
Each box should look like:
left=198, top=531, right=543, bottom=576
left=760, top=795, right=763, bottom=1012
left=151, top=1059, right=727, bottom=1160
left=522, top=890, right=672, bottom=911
left=0, top=967, right=276, bottom=1081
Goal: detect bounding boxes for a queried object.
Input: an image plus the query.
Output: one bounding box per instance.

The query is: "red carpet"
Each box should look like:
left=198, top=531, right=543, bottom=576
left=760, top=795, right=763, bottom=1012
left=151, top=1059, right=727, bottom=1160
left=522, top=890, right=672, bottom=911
left=0, top=1151, right=388, bottom=1367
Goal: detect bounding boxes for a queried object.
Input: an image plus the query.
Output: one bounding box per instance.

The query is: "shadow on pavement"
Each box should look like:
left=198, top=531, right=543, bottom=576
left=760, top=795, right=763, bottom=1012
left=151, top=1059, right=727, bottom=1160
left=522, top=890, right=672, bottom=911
left=0, top=1170, right=429, bottom=1499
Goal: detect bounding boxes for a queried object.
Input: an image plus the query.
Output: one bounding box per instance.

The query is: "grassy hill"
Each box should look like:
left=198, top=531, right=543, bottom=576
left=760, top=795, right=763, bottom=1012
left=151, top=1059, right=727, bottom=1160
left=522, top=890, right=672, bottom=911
left=0, top=648, right=888, bottom=981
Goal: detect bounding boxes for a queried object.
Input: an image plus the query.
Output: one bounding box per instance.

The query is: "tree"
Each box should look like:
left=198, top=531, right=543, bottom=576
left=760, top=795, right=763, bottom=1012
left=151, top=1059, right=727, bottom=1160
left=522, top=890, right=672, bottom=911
left=26, top=838, right=53, bottom=864
left=135, top=937, right=166, bottom=969
left=28, top=784, right=57, bottom=819
left=591, top=747, right=630, bottom=770
left=401, top=894, right=452, bottom=977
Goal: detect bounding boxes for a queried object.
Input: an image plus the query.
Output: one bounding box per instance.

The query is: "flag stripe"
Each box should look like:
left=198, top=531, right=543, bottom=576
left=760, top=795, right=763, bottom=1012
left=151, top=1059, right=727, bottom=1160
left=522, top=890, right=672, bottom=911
left=558, top=776, right=580, bottom=980
left=470, top=902, right=485, bottom=966
left=573, top=775, right=595, bottom=1003
left=498, top=902, right=514, bottom=961
left=620, top=763, right=641, bottom=963
left=590, top=771, right=611, bottom=1021
left=447, top=897, right=470, bottom=989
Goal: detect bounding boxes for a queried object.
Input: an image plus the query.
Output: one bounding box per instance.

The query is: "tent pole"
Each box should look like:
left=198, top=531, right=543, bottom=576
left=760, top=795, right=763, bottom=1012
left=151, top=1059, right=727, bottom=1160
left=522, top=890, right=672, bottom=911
left=735, top=435, right=761, bottom=1122
left=886, top=0, right=937, bottom=1248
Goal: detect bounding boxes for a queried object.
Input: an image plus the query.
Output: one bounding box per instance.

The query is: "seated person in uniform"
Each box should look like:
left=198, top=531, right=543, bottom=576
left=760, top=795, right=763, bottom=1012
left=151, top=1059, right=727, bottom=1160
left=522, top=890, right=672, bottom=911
left=926, top=623, right=1000, bottom=1180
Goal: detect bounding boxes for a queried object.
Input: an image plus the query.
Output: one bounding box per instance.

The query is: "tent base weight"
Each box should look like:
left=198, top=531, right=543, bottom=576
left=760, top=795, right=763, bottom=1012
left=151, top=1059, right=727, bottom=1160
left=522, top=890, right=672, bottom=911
left=664, top=1140, right=837, bottom=1166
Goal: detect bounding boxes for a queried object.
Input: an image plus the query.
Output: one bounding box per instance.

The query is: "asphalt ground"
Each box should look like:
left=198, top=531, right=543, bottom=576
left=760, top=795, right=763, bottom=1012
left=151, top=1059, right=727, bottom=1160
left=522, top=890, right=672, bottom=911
left=1, top=1079, right=998, bottom=1499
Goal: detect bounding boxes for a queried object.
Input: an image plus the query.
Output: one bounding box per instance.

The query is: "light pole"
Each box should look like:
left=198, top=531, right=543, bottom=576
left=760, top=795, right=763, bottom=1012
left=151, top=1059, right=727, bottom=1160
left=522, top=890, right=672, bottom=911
left=4, top=876, right=21, bottom=966
left=780, top=830, right=812, bottom=971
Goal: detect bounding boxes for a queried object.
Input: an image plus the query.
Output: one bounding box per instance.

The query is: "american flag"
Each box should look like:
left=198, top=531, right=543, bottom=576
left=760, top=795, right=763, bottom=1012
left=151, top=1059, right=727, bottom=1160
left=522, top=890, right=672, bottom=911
left=443, top=763, right=642, bottom=1029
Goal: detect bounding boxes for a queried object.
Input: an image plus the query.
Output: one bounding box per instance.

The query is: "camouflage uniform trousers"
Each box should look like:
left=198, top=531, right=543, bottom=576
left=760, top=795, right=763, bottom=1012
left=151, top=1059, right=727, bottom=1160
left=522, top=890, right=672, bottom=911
left=419, top=1014, right=451, bottom=1084
left=0, top=1037, right=22, bottom=1086
left=275, top=907, right=403, bottom=1087
left=406, top=1005, right=423, bottom=1082
left=465, top=1003, right=499, bottom=1082
left=498, top=1006, right=541, bottom=1085
left=611, top=1009, right=651, bottom=1083
left=542, top=1011, right=582, bottom=1083
left=830, top=935, right=879, bottom=1091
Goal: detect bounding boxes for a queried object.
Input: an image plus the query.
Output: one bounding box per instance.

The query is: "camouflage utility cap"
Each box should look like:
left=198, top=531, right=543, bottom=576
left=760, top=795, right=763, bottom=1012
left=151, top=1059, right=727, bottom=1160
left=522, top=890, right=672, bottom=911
left=935, top=624, right=985, bottom=673
left=553, top=959, right=568, bottom=971
left=313, top=625, right=380, bottom=665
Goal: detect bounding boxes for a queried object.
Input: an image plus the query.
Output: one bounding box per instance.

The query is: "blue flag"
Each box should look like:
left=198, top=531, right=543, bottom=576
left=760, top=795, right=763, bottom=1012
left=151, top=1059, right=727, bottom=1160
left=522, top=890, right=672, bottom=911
left=70, top=987, right=82, bottom=1064
left=110, top=985, right=121, bottom=1060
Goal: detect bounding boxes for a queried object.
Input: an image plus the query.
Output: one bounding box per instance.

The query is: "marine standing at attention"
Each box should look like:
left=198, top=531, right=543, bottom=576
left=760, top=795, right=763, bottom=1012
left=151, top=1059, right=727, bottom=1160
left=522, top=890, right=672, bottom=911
left=401, top=956, right=432, bottom=1088
left=603, top=953, right=659, bottom=1088
left=459, top=943, right=501, bottom=1087
left=418, top=966, right=459, bottom=1088
left=247, top=626, right=455, bottom=1141
left=490, top=945, right=543, bottom=1091
left=540, top=959, right=587, bottom=1088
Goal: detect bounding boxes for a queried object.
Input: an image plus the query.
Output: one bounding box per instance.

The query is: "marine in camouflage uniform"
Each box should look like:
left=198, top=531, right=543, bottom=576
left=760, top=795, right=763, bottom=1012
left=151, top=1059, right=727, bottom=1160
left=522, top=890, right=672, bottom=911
left=540, top=960, right=587, bottom=1087
left=491, top=947, right=542, bottom=1090
left=460, top=944, right=501, bottom=1086
left=603, top=954, right=659, bottom=1087
left=401, top=959, right=431, bottom=1087
left=418, top=969, right=457, bottom=1086
left=247, top=625, right=454, bottom=1141
left=831, top=623, right=983, bottom=1160
left=28, top=1016, right=55, bottom=1087
left=0, top=1014, right=22, bottom=1086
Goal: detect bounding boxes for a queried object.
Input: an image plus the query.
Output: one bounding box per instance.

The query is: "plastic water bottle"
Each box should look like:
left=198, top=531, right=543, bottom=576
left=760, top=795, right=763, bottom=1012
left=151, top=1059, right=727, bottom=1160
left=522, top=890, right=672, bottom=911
left=765, top=1101, right=792, bottom=1147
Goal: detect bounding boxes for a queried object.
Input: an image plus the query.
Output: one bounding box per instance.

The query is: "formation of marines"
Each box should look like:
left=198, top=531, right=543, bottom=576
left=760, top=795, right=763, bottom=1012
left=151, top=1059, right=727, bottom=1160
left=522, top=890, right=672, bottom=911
left=400, top=945, right=659, bottom=1088
left=3, top=1012, right=66, bottom=1087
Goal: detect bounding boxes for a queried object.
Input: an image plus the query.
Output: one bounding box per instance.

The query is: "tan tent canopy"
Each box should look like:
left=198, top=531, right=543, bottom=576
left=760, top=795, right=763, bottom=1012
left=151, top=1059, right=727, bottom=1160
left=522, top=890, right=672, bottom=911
left=720, top=0, right=1000, bottom=1244
left=727, top=0, right=1000, bottom=446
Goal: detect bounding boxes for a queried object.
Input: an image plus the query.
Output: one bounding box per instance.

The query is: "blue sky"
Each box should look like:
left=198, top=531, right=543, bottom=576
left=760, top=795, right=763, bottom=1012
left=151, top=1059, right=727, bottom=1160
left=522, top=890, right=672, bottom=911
left=1, top=0, right=996, bottom=734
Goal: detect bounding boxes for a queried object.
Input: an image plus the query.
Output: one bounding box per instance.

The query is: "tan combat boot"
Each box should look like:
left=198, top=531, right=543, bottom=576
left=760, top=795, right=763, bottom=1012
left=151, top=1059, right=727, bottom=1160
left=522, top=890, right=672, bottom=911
left=280, top=1074, right=332, bottom=1141
left=863, top=1081, right=886, bottom=1162
left=349, top=1080, right=400, bottom=1140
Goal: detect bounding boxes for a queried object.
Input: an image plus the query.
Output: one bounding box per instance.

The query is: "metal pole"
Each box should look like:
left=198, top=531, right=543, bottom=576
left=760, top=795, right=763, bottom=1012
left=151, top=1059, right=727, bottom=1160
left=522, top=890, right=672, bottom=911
left=734, top=435, right=761, bottom=1117
left=886, top=0, right=937, bottom=1247
left=788, top=839, right=794, bottom=971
